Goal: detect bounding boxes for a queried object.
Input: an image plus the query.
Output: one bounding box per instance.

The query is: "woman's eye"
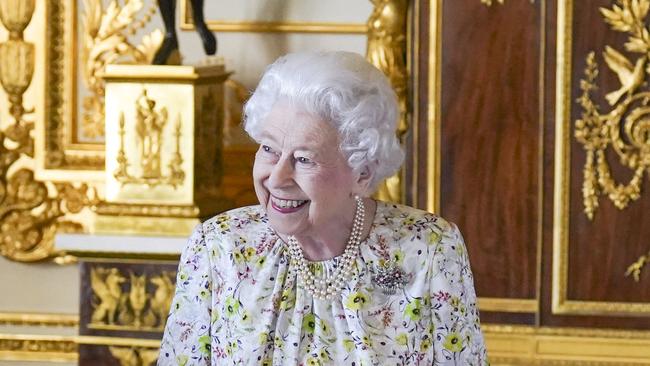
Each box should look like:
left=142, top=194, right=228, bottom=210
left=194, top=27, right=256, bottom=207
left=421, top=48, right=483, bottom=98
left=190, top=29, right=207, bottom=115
left=261, top=145, right=272, bottom=153
left=296, top=156, right=312, bottom=164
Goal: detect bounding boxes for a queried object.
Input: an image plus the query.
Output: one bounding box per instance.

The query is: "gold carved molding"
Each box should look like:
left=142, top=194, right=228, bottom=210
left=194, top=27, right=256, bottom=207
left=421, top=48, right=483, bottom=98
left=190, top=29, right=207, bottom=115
left=179, top=0, right=366, bottom=34
left=477, top=297, right=538, bottom=313
left=0, top=334, right=77, bottom=362
left=0, top=0, right=98, bottom=262
left=109, top=346, right=159, bottom=366
left=484, top=324, right=650, bottom=365
left=554, top=0, right=650, bottom=316
left=0, top=312, right=78, bottom=327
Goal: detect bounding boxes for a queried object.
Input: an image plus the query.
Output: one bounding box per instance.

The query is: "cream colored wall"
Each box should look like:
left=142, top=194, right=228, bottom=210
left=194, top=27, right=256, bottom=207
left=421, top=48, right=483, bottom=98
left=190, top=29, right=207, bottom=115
left=0, top=0, right=370, bottom=364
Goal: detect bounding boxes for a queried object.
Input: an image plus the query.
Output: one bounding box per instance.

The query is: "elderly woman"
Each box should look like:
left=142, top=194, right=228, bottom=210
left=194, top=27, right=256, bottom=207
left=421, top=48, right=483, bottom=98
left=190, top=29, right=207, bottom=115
left=159, top=51, right=488, bottom=365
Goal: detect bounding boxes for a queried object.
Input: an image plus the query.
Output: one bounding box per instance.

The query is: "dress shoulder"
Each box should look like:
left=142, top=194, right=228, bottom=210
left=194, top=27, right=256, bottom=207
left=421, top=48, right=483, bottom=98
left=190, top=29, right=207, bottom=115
left=375, top=201, right=457, bottom=241
left=199, top=205, right=271, bottom=252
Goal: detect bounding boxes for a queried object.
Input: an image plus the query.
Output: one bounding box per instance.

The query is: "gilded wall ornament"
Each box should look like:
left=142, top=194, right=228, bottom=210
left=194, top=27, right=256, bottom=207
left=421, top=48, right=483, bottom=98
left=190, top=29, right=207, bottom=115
left=114, top=89, right=185, bottom=188
left=109, top=346, right=159, bottom=366
left=0, top=0, right=97, bottom=262
left=575, top=0, right=650, bottom=220
left=575, top=0, right=650, bottom=283
left=366, top=0, right=407, bottom=203
left=89, top=267, right=175, bottom=332
left=625, top=250, right=650, bottom=282
left=81, top=0, right=162, bottom=138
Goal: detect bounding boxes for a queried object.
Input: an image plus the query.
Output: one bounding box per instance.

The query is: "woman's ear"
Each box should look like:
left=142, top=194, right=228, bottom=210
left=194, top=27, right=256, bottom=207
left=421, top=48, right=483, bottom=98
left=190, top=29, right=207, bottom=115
left=354, top=165, right=374, bottom=194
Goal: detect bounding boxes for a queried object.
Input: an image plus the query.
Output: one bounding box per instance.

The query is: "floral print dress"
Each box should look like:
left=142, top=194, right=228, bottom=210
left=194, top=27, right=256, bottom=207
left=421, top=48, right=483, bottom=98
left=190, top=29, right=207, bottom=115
left=158, top=201, right=488, bottom=366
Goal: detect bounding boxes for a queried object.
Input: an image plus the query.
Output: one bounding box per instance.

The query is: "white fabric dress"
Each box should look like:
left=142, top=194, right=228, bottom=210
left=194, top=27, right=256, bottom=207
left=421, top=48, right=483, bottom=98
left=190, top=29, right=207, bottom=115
left=158, top=201, right=488, bottom=365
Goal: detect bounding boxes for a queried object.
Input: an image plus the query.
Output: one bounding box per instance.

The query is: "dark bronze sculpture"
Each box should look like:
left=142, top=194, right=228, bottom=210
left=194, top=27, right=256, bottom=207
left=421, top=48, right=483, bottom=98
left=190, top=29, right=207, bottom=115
left=153, top=0, right=217, bottom=65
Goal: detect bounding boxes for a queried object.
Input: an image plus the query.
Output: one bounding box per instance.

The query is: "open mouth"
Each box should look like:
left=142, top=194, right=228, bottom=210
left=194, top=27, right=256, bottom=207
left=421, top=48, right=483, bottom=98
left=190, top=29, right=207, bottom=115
left=270, top=196, right=309, bottom=212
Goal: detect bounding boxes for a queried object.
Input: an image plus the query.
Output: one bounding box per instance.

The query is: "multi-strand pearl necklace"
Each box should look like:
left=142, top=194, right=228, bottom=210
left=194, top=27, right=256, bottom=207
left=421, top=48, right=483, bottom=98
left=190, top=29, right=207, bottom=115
left=286, top=195, right=365, bottom=300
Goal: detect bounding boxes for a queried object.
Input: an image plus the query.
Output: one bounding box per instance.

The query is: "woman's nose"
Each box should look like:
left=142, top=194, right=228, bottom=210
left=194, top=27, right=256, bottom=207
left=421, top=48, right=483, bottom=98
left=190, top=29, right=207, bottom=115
left=267, top=156, right=293, bottom=188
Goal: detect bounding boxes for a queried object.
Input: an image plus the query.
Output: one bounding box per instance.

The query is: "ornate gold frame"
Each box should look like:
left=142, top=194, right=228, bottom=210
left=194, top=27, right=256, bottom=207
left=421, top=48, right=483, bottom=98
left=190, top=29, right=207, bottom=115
left=553, top=0, right=650, bottom=317
left=179, top=0, right=367, bottom=34
left=36, top=0, right=105, bottom=177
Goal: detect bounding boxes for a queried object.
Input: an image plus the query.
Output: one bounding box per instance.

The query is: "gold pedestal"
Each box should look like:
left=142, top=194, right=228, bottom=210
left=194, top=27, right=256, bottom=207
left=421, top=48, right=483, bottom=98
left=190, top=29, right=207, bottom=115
left=97, top=63, right=232, bottom=236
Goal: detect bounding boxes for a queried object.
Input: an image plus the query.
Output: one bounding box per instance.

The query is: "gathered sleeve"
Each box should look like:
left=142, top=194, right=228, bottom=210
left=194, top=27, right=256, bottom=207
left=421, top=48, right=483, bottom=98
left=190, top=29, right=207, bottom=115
left=158, top=224, right=213, bottom=366
left=429, top=222, right=489, bottom=365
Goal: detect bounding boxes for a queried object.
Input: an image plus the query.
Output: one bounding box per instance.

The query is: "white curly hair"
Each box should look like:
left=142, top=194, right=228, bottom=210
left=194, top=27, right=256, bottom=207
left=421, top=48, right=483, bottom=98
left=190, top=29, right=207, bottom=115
left=243, top=51, right=404, bottom=191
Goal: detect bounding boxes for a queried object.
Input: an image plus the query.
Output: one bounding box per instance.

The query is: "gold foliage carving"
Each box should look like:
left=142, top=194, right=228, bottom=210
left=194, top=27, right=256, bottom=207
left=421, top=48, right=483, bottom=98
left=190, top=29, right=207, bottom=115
left=0, top=335, right=77, bottom=356
left=0, top=0, right=97, bottom=262
left=81, top=0, right=162, bottom=138
left=109, top=346, right=159, bottom=366
left=625, top=250, right=650, bottom=282
left=90, top=267, right=175, bottom=332
left=114, top=89, right=185, bottom=188
left=575, top=0, right=650, bottom=220
left=366, top=0, right=407, bottom=203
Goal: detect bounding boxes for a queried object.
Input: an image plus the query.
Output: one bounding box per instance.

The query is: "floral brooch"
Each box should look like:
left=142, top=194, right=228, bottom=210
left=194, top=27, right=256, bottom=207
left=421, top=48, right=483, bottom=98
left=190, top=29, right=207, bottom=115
left=370, top=260, right=409, bottom=295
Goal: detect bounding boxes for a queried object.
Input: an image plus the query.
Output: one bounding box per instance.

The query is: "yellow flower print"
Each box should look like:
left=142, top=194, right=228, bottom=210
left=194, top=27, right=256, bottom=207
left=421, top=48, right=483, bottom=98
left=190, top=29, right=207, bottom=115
left=428, top=231, right=441, bottom=245
left=392, top=249, right=404, bottom=265
left=260, top=359, right=272, bottom=366
left=320, top=319, right=330, bottom=334
left=258, top=332, right=268, bottom=345
left=404, top=299, right=422, bottom=321
left=443, top=332, right=463, bottom=352
left=403, top=216, right=416, bottom=226
left=243, top=247, right=256, bottom=260
left=256, top=256, right=266, bottom=268
left=306, top=356, right=321, bottom=366
left=240, top=310, right=251, bottom=324
left=178, top=271, right=188, bottom=282
left=198, top=335, right=211, bottom=356
left=199, top=288, right=210, bottom=300
left=302, top=313, right=316, bottom=334
left=318, top=349, right=329, bottom=360
left=455, top=242, right=465, bottom=256
left=218, top=222, right=230, bottom=232
left=343, top=338, right=355, bottom=352
left=396, top=333, right=408, bottom=346
left=420, top=337, right=432, bottom=352
left=225, top=340, right=238, bottom=356
left=361, top=336, right=372, bottom=347
left=233, top=251, right=245, bottom=263
left=345, top=291, right=370, bottom=311
left=279, top=288, right=295, bottom=310
left=224, top=296, right=240, bottom=317
left=176, top=355, right=188, bottom=366
left=211, top=309, right=219, bottom=323
left=273, top=335, right=284, bottom=349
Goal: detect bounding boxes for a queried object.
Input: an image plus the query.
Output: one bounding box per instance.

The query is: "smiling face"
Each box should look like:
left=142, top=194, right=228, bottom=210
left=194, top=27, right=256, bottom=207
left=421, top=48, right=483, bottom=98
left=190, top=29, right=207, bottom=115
left=252, top=101, right=365, bottom=240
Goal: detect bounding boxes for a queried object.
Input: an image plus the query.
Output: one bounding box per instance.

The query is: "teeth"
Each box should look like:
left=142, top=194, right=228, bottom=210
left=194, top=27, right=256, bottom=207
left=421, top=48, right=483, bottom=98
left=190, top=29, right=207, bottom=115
left=272, top=197, right=307, bottom=209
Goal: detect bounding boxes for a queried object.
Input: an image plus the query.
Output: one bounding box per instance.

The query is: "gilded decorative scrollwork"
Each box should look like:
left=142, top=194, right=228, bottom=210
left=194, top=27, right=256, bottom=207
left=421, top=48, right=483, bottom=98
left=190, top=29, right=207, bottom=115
left=90, top=267, right=175, bottom=332
left=114, top=89, right=185, bottom=188
left=625, top=250, right=650, bottom=282
left=81, top=0, right=162, bottom=138
left=575, top=0, right=650, bottom=220
left=109, top=346, right=159, bottom=366
left=0, top=0, right=97, bottom=262
left=366, top=0, right=407, bottom=203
